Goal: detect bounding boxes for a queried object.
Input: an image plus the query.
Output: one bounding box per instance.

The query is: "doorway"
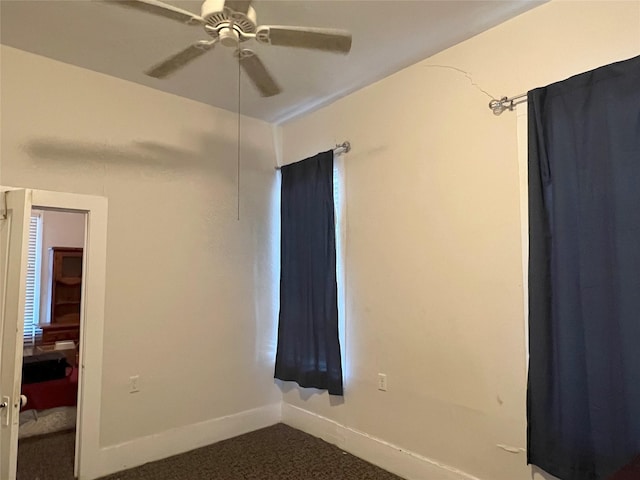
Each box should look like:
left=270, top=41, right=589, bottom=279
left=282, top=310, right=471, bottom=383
left=0, top=188, right=108, bottom=480
left=17, top=209, right=86, bottom=479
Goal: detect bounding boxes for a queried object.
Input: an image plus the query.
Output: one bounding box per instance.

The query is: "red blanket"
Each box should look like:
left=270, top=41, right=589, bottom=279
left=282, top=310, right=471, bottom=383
left=609, top=455, right=640, bottom=480
left=21, top=367, right=78, bottom=411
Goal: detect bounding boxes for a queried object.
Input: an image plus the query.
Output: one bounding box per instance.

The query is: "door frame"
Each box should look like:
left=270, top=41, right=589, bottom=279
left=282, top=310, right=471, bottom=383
left=2, top=188, right=108, bottom=480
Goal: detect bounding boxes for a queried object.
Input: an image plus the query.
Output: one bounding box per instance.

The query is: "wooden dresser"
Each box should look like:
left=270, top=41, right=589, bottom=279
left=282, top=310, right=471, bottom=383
left=40, top=323, right=80, bottom=345
left=40, top=247, right=82, bottom=346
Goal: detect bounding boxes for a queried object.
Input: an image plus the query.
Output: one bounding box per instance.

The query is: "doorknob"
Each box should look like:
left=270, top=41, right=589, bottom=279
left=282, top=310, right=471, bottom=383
left=20, top=395, right=27, bottom=408
left=0, top=401, right=7, bottom=409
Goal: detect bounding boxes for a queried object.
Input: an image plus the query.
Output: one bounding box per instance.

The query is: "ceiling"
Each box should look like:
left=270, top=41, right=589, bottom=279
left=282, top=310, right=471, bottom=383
left=1, top=0, right=543, bottom=124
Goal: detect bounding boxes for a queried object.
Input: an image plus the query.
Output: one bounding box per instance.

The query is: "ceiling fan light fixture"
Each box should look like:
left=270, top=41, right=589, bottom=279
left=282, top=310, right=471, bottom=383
left=219, top=27, right=240, bottom=47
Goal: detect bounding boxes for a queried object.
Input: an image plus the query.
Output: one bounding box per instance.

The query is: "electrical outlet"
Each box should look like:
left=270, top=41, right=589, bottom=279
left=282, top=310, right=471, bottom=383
left=378, top=373, right=387, bottom=391
left=129, top=375, right=140, bottom=393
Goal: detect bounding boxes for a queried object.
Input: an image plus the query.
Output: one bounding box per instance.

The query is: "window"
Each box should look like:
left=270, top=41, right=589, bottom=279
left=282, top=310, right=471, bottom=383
left=333, top=156, right=347, bottom=375
left=274, top=151, right=343, bottom=395
left=24, top=212, right=43, bottom=347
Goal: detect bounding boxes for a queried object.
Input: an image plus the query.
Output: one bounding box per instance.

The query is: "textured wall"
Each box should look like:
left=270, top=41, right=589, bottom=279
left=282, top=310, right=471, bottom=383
left=280, top=2, right=640, bottom=480
left=1, top=45, right=281, bottom=447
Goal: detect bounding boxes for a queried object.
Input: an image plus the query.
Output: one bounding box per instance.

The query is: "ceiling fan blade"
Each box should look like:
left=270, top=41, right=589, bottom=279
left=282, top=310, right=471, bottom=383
left=238, top=50, right=281, bottom=97
left=256, top=26, right=352, bottom=54
left=146, top=41, right=215, bottom=79
left=224, top=0, right=253, bottom=15
left=105, top=0, right=205, bottom=25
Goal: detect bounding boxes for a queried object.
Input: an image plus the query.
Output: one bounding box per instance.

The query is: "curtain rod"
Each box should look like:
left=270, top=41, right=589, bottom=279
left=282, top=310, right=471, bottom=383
left=489, top=93, right=527, bottom=115
left=275, top=141, right=351, bottom=170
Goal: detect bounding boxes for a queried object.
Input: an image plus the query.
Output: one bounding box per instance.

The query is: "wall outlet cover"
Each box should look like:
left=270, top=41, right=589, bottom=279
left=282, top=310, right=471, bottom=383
left=129, top=375, right=140, bottom=393
left=378, top=373, right=387, bottom=391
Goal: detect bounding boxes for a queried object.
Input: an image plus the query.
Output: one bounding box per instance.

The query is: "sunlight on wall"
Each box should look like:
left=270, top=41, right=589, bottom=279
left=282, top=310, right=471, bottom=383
left=265, top=170, right=281, bottom=361
left=334, top=156, right=348, bottom=382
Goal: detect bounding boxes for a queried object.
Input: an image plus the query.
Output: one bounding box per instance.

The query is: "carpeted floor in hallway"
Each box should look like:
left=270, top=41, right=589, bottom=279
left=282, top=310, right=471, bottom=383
left=17, top=423, right=404, bottom=480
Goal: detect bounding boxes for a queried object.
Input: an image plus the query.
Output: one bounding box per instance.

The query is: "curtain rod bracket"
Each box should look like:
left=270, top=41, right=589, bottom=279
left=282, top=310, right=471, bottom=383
left=489, top=94, right=527, bottom=115
left=275, top=140, right=351, bottom=170
left=489, top=97, right=510, bottom=115
left=336, top=141, right=351, bottom=154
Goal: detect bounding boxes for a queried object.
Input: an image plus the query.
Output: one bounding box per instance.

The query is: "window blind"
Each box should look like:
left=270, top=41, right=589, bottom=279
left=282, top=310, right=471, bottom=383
left=24, top=213, right=42, bottom=347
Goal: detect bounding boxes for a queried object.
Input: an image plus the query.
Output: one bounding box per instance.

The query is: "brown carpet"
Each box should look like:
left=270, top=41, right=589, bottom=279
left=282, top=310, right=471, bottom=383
left=18, top=430, right=76, bottom=480
left=17, top=423, right=404, bottom=480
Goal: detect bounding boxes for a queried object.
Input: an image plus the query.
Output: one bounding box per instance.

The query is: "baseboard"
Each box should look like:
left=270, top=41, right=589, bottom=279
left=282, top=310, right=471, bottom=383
left=84, top=401, right=482, bottom=480
left=281, top=403, right=482, bottom=480
left=91, top=403, right=281, bottom=479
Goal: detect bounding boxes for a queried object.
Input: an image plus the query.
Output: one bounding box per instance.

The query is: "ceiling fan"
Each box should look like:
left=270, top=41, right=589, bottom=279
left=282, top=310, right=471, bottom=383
left=106, top=0, right=353, bottom=97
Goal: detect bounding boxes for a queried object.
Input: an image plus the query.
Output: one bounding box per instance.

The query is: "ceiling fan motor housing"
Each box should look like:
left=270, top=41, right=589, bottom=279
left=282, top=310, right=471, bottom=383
left=201, top=0, right=257, bottom=35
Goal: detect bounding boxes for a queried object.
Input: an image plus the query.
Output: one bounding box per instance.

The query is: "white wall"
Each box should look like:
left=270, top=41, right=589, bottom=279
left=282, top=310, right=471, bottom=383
left=280, top=2, right=640, bottom=480
left=0, top=44, right=281, bottom=458
left=33, top=209, right=86, bottom=323
left=2, top=1, right=639, bottom=478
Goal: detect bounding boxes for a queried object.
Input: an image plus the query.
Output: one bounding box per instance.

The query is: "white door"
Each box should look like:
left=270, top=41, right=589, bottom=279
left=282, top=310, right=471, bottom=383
left=0, top=189, right=31, bottom=480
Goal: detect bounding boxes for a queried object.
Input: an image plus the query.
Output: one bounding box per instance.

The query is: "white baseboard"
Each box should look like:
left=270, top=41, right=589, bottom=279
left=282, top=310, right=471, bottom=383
left=83, top=401, right=482, bottom=480
left=90, top=403, right=281, bottom=480
left=281, top=403, right=482, bottom=480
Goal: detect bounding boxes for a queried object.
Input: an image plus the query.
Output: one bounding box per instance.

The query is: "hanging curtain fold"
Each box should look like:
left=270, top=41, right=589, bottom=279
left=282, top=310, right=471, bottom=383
left=274, top=150, right=343, bottom=396
left=527, top=55, right=640, bottom=480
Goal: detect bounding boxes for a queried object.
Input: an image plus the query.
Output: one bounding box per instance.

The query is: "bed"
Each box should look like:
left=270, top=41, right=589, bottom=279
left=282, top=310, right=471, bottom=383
left=19, top=352, right=78, bottom=439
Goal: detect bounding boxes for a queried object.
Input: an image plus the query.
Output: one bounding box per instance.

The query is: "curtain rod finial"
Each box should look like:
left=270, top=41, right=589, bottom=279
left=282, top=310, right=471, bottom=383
left=489, top=97, right=507, bottom=115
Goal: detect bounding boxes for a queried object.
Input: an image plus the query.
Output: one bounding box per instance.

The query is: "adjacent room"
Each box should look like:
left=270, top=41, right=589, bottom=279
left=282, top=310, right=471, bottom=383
left=20, top=209, right=86, bottom=446
left=1, top=1, right=639, bottom=480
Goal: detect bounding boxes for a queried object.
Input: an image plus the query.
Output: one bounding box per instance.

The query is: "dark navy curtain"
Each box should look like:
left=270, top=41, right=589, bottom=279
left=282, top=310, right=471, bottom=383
left=527, top=55, right=640, bottom=480
left=274, top=150, right=343, bottom=396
